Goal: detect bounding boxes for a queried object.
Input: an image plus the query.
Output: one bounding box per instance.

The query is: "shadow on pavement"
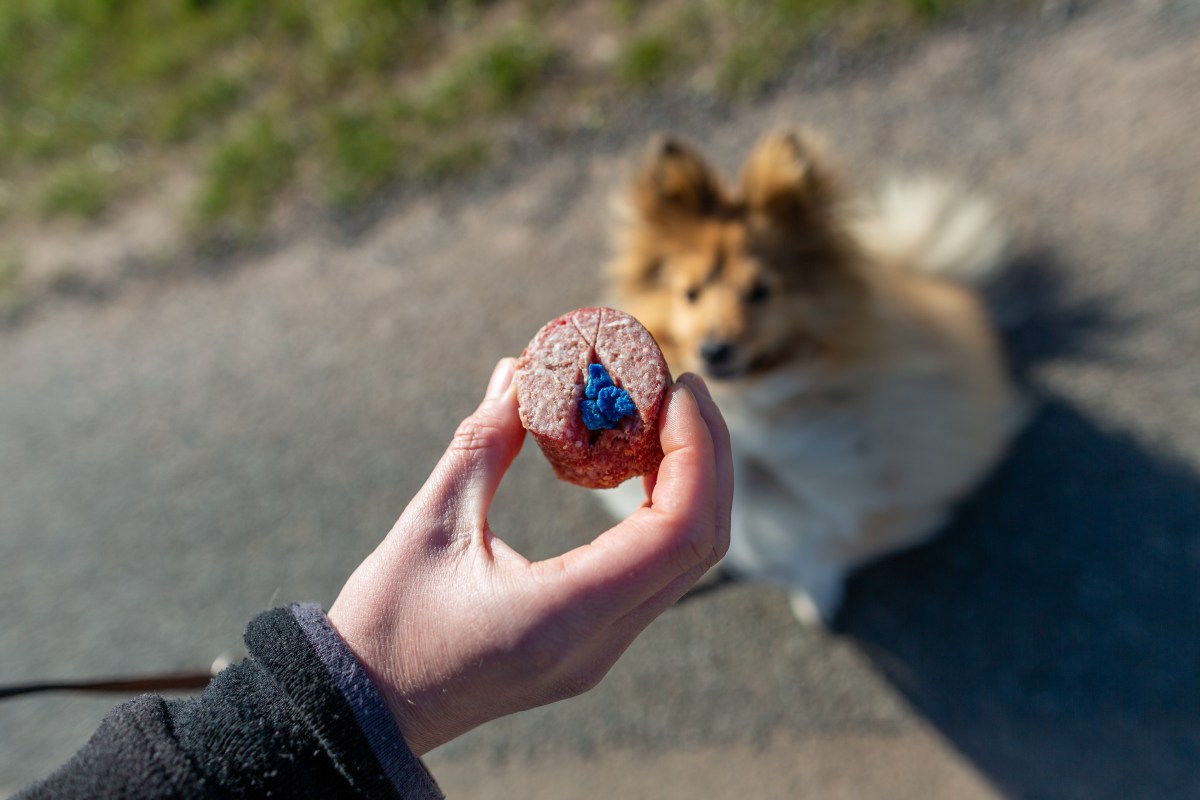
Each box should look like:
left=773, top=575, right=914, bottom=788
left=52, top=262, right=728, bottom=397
left=839, top=253, right=1200, bottom=799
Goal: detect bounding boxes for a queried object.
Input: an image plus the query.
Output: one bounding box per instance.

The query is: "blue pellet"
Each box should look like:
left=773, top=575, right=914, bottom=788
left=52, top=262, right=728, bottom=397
left=581, top=363, right=637, bottom=431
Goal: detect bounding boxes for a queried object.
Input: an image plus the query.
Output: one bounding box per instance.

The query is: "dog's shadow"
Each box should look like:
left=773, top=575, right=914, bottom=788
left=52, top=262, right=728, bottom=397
left=836, top=252, right=1200, bottom=798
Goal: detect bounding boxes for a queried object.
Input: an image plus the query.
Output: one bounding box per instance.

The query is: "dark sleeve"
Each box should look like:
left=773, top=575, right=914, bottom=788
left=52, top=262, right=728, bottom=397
left=17, top=604, right=444, bottom=799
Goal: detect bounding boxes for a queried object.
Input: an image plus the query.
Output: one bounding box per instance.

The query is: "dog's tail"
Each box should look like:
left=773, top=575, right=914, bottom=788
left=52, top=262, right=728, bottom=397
left=851, top=176, right=1011, bottom=288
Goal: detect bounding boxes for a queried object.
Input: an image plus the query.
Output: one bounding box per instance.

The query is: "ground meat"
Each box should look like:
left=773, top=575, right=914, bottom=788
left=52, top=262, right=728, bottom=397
left=515, top=307, right=670, bottom=489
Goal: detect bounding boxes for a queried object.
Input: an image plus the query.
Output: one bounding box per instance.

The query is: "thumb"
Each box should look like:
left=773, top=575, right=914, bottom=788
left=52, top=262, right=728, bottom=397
left=415, top=358, right=525, bottom=537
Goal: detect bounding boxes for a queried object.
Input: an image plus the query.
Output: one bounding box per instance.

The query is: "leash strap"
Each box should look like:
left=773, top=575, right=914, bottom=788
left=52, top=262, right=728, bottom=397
left=0, top=672, right=214, bottom=700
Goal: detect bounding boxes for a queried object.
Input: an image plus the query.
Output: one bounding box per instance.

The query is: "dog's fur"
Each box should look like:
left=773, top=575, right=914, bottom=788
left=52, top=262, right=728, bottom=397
left=600, top=130, right=1025, bottom=625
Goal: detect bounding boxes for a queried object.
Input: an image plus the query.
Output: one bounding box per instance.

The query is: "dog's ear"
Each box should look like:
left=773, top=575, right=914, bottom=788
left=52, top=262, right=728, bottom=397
left=741, top=130, right=837, bottom=226
left=631, top=135, right=722, bottom=221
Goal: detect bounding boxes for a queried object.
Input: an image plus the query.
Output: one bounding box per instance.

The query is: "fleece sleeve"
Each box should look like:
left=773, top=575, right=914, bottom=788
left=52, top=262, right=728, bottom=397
left=17, top=605, right=444, bottom=800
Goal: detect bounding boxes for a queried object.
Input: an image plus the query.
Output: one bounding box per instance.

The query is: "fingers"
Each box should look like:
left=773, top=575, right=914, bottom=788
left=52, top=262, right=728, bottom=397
left=674, top=374, right=733, bottom=557
left=413, top=358, right=526, bottom=541
left=537, top=375, right=732, bottom=618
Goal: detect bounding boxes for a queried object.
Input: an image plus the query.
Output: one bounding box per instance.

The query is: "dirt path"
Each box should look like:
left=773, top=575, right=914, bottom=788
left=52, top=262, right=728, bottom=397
left=3, top=2, right=1199, bottom=796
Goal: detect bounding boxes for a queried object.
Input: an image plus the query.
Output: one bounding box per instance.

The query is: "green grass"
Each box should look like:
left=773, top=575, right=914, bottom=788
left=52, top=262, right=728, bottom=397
left=617, top=33, right=675, bottom=88
left=39, top=164, right=111, bottom=220
left=0, top=251, right=24, bottom=318
left=0, top=180, right=13, bottom=223
left=419, top=138, right=491, bottom=182
left=196, top=117, right=295, bottom=227
left=475, top=28, right=558, bottom=109
left=610, top=0, right=641, bottom=26
left=712, top=0, right=989, bottom=96
left=418, top=26, right=557, bottom=125
left=0, top=0, right=464, bottom=230
left=321, top=109, right=406, bottom=209
left=317, top=25, right=553, bottom=208
left=155, top=75, right=247, bottom=144
left=0, top=0, right=997, bottom=242
left=906, top=0, right=974, bottom=19
left=716, top=0, right=846, bottom=96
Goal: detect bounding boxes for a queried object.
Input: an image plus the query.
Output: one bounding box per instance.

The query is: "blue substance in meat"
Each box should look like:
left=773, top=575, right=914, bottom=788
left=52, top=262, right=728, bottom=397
left=581, top=363, right=637, bottom=431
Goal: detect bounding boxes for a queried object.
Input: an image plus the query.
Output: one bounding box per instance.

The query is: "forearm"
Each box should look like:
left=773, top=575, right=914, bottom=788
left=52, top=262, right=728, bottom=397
left=18, top=605, right=442, bottom=800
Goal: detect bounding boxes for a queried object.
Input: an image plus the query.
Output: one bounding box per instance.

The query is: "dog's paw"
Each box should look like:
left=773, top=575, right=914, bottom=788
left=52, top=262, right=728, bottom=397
left=787, top=574, right=844, bottom=628
left=788, top=592, right=826, bottom=627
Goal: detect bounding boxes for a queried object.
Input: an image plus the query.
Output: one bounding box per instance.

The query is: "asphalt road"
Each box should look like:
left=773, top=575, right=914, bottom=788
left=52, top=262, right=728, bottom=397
left=3, top=2, right=1199, bottom=797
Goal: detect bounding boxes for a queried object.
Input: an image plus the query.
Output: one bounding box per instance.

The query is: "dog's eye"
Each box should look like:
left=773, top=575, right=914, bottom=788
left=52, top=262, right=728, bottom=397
left=745, top=282, right=771, bottom=304
left=685, top=286, right=701, bottom=303
left=642, top=259, right=664, bottom=286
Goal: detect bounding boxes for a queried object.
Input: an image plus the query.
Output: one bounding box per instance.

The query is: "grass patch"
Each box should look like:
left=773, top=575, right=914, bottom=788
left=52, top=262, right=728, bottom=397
left=39, top=164, right=111, bottom=220
left=196, top=117, right=295, bottom=227
left=155, top=74, right=247, bottom=144
left=716, top=0, right=842, bottom=96
left=711, top=0, right=987, bottom=96
left=0, top=0, right=1003, bottom=244
left=418, top=26, right=557, bottom=125
left=610, top=0, right=642, bottom=25
left=617, top=33, right=675, bottom=88
left=0, top=181, right=13, bottom=223
left=0, top=251, right=25, bottom=318
left=906, top=0, right=976, bottom=20
left=476, top=28, right=558, bottom=110
left=321, top=109, right=405, bottom=209
left=0, top=251, right=20, bottom=292
left=320, top=25, right=552, bottom=205
left=419, top=139, right=491, bottom=182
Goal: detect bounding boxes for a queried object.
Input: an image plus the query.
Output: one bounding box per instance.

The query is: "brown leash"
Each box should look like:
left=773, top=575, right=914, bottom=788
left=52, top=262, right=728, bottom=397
left=0, top=652, right=238, bottom=700
left=0, top=672, right=215, bottom=700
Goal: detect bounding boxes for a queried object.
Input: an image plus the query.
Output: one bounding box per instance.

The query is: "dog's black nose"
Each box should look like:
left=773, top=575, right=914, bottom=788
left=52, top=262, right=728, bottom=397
left=700, top=340, right=735, bottom=367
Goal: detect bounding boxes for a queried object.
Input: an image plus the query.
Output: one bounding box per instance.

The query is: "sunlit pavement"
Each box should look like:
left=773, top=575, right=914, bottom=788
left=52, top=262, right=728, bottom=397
left=3, top=2, right=1198, bottom=796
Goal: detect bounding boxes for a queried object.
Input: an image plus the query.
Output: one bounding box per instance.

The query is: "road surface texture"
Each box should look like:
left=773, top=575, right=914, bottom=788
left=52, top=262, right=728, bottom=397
left=2, top=1, right=1198, bottom=797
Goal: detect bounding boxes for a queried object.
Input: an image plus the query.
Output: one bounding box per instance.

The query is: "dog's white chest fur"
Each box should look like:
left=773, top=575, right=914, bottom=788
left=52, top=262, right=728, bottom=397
left=709, top=366, right=953, bottom=622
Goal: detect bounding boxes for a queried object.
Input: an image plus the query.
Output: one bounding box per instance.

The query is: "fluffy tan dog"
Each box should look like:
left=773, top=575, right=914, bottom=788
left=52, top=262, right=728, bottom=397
left=601, top=131, right=1025, bottom=625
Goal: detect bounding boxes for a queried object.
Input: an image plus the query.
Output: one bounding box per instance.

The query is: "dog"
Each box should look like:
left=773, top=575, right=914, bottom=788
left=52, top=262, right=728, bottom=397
left=599, top=130, right=1025, bottom=625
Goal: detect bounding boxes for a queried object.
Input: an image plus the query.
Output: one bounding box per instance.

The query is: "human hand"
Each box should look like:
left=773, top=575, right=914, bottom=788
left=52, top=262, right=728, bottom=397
left=327, top=358, right=732, bottom=756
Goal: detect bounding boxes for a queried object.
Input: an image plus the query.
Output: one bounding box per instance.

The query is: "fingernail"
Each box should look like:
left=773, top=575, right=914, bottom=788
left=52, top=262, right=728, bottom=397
left=486, top=358, right=515, bottom=399
left=664, top=380, right=697, bottom=416
left=678, top=373, right=712, bottom=401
